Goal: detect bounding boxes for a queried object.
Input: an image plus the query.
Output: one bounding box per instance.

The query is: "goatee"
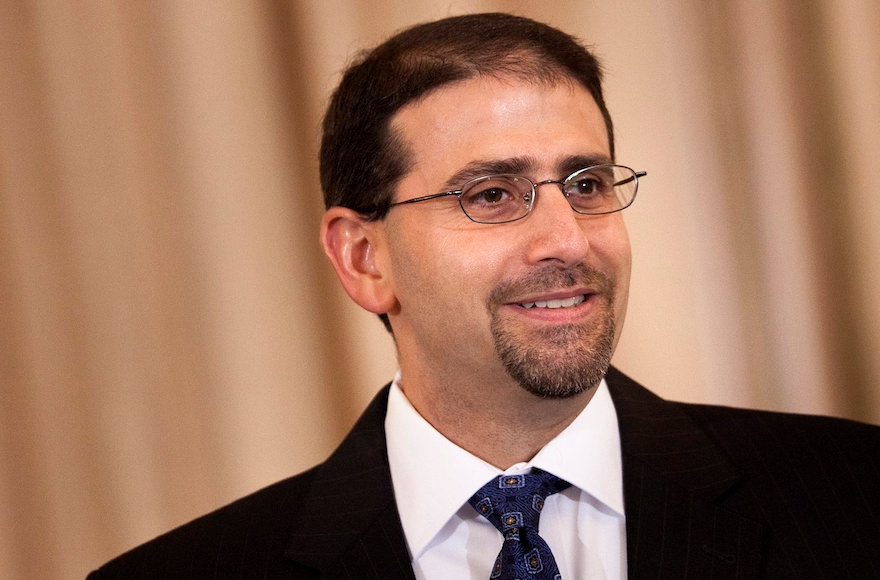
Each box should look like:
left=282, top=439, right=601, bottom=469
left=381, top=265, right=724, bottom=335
left=488, top=265, right=616, bottom=399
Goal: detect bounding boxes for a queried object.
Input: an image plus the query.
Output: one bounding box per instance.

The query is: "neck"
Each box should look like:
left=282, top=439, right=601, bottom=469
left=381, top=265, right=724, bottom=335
left=398, top=368, right=597, bottom=469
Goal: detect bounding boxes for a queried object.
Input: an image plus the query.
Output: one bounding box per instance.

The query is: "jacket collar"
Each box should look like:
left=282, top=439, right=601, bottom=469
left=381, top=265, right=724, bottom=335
left=285, top=368, right=766, bottom=577
left=605, top=366, right=766, bottom=577
left=283, top=386, right=415, bottom=579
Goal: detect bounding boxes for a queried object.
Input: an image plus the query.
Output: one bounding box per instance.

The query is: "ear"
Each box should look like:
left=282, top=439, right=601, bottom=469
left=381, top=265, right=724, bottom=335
left=320, top=207, right=397, bottom=315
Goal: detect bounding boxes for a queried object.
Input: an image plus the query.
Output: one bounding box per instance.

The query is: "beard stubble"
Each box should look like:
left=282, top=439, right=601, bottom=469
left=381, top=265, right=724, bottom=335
left=488, top=264, right=617, bottom=399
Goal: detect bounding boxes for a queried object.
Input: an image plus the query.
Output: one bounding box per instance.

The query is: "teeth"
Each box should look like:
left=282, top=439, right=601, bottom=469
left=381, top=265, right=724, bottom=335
left=520, top=295, right=586, bottom=309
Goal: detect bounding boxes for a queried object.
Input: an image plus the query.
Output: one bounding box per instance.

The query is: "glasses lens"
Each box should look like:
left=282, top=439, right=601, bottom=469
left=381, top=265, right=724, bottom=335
left=459, top=175, right=533, bottom=223
left=563, top=165, right=638, bottom=215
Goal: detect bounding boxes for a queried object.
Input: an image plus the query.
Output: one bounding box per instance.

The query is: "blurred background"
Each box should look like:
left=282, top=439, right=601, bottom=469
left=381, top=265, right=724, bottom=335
left=2, top=0, right=878, bottom=577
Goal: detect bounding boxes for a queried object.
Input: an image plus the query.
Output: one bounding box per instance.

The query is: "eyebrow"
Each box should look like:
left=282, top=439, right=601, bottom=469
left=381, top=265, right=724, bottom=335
left=558, top=154, right=613, bottom=176
left=441, top=154, right=613, bottom=191
left=441, top=157, right=536, bottom=191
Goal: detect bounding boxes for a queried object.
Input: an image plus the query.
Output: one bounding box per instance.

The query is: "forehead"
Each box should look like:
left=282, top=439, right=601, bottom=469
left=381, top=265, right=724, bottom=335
left=390, top=76, right=610, bottom=187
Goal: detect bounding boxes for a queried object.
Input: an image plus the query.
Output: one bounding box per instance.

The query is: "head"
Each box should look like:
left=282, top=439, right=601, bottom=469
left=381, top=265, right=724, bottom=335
left=320, top=13, right=633, bottom=401
left=321, top=13, right=616, bottom=328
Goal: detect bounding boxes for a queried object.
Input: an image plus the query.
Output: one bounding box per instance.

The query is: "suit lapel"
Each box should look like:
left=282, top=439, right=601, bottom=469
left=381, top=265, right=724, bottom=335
left=284, top=370, right=768, bottom=578
left=284, top=386, right=416, bottom=579
left=606, top=367, right=766, bottom=578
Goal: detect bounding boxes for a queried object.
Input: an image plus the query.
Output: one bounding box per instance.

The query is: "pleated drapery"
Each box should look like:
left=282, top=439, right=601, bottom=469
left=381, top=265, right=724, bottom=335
left=1, top=1, right=878, bottom=577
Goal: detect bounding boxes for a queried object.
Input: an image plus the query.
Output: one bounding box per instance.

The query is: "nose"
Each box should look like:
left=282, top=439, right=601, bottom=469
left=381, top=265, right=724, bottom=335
left=522, top=182, right=591, bottom=266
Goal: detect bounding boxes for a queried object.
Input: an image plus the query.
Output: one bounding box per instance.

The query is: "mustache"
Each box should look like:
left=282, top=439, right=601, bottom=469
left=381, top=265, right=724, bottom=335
left=487, top=263, right=614, bottom=307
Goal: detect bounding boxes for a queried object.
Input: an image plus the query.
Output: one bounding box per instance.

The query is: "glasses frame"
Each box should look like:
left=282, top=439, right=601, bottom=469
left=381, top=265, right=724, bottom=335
left=387, top=164, right=646, bottom=224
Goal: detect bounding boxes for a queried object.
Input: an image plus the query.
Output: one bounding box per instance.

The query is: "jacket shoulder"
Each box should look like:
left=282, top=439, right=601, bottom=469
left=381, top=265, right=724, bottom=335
left=677, top=399, right=880, bottom=460
left=607, top=366, right=880, bottom=576
left=89, top=386, right=396, bottom=579
left=89, top=466, right=321, bottom=579
left=606, top=365, right=880, bottom=463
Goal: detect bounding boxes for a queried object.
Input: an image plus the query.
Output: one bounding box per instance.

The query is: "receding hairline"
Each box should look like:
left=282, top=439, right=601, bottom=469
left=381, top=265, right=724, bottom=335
left=320, top=14, right=616, bottom=218
left=383, top=68, right=610, bottom=196
left=393, top=48, right=587, bottom=105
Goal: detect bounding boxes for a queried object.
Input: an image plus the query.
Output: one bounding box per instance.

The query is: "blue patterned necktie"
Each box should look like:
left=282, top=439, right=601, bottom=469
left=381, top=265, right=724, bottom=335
left=468, top=468, right=572, bottom=579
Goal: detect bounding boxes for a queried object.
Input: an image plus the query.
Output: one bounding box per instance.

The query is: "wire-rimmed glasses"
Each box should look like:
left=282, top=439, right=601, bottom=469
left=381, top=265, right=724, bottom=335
left=388, top=164, right=646, bottom=224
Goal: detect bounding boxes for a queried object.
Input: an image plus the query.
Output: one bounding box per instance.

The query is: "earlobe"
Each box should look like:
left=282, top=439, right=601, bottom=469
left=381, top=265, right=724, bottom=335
left=320, top=207, right=397, bottom=315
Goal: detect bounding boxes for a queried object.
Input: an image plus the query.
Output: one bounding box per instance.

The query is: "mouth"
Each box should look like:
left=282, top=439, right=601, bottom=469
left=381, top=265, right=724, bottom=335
left=489, top=264, right=613, bottom=319
left=518, top=294, right=588, bottom=309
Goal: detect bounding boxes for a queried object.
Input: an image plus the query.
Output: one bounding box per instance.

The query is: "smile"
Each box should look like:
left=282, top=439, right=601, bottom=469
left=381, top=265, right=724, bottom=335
left=519, top=294, right=587, bottom=309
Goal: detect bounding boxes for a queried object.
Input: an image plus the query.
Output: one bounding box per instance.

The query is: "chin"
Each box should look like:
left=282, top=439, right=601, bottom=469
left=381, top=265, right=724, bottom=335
left=494, top=315, right=616, bottom=400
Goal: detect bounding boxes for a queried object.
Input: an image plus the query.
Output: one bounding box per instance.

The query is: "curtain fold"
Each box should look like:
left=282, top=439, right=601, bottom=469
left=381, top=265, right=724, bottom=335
left=1, top=1, right=877, bottom=577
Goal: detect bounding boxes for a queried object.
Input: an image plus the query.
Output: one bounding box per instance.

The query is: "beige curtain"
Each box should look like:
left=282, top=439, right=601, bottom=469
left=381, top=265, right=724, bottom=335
left=2, top=1, right=878, bottom=577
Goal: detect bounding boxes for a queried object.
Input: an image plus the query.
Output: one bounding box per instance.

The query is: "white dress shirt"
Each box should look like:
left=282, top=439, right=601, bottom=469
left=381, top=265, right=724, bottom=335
left=385, top=375, right=627, bottom=579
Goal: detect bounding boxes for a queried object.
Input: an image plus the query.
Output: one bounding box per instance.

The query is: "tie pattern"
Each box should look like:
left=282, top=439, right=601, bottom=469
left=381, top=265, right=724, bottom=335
left=468, top=468, right=571, bottom=579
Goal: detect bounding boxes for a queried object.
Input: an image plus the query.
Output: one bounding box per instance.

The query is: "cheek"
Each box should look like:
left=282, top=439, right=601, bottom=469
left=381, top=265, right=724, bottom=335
left=603, top=219, right=632, bottom=330
left=585, top=217, right=632, bottom=300
left=585, top=217, right=631, bottom=269
left=614, top=228, right=633, bottom=281
left=438, top=244, right=506, bottom=319
left=387, top=224, right=489, bottom=307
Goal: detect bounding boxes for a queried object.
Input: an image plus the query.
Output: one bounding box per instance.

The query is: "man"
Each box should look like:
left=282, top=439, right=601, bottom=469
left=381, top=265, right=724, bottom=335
left=90, top=12, right=880, bottom=579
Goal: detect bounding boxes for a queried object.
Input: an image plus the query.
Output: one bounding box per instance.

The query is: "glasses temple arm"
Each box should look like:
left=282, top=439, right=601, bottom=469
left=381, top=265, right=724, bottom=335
left=613, top=171, right=647, bottom=187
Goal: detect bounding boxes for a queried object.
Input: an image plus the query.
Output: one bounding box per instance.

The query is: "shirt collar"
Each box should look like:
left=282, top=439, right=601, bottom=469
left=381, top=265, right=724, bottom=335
left=385, top=373, right=624, bottom=560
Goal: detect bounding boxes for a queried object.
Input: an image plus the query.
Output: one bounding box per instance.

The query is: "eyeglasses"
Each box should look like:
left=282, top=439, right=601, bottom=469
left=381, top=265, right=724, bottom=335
left=388, top=164, right=646, bottom=224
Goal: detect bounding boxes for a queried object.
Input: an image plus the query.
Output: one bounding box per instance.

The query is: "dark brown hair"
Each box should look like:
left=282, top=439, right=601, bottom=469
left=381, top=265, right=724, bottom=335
left=320, top=12, right=614, bottom=219
left=319, top=13, right=615, bottom=333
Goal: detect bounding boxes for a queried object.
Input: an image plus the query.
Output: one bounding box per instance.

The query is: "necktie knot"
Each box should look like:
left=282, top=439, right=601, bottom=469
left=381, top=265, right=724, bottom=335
left=468, top=469, right=571, bottom=579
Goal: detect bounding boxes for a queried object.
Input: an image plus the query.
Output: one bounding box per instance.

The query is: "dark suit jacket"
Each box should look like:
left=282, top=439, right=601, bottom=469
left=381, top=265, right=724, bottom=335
left=89, top=367, right=880, bottom=579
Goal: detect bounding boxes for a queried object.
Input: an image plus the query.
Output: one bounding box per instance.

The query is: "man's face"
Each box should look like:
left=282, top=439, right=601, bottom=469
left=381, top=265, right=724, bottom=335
left=378, top=76, right=631, bottom=399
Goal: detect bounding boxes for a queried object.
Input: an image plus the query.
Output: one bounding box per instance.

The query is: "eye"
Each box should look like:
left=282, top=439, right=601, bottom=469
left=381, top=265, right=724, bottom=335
left=473, top=186, right=508, bottom=204
left=461, top=176, right=522, bottom=207
left=458, top=175, right=532, bottom=223
left=567, top=174, right=605, bottom=197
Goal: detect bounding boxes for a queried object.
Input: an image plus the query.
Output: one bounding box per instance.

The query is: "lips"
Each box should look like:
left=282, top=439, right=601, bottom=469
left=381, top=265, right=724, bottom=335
left=519, top=294, right=587, bottom=309
left=487, top=264, right=613, bottom=314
